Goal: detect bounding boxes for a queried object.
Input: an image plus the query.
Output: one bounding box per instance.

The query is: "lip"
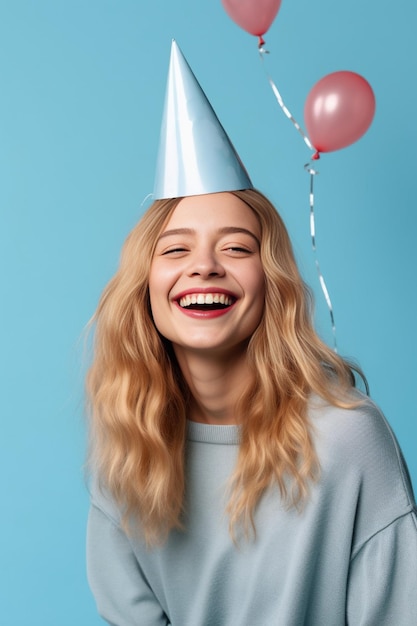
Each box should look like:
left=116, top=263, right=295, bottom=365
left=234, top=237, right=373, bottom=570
left=172, top=287, right=238, bottom=319
left=173, top=300, right=236, bottom=319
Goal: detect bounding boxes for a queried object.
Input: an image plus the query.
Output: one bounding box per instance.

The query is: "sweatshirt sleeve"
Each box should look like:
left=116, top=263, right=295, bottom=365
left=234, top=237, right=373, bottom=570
left=87, top=504, right=170, bottom=626
left=347, top=509, right=417, bottom=625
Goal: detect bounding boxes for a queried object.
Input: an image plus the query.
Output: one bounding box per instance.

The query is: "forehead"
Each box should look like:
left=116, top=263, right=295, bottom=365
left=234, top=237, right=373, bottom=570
left=162, top=193, right=260, bottom=235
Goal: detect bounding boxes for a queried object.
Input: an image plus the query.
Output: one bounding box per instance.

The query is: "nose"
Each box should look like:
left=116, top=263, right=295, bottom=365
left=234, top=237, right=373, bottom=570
left=187, top=247, right=225, bottom=279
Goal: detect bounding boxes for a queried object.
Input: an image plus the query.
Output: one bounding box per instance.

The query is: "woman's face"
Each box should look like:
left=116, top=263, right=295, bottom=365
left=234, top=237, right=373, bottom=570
left=148, top=192, right=265, bottom=359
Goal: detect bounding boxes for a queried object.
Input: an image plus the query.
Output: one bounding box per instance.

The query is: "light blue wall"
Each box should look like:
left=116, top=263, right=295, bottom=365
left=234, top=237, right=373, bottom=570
left=1, top=1, right=415, bottom=623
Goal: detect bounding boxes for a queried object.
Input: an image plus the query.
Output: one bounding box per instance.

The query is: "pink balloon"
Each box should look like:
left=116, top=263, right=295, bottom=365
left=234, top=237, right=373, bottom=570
left=221, top=0, right=282, bottom=37
left=304, top=71, right=376, bottom=154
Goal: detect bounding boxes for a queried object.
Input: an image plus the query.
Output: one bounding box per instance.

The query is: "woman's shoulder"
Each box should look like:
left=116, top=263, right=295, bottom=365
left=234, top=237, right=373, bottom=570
left=310, top=391, right=402, bottom=453
left=308, top=392, right=416, bottom=551
left=88, top=474, right=123, bottom=527
left=309, top=391, right=415, bottom=505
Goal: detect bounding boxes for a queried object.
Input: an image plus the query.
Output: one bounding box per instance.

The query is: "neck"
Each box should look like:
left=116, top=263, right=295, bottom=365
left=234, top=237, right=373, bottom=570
left=174, top=347, right=252, bottom=425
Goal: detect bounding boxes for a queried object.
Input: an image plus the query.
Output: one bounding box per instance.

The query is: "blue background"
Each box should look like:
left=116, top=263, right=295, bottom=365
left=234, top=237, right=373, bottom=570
left=1, top=1, right=416, bottom=624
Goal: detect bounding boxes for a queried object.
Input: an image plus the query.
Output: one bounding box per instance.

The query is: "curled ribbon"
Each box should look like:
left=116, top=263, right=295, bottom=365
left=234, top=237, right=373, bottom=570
left=304, top=162, right=338, bottom=353
left=259, top=48, right=313, bottom=152
left=257, top=47, right=338, bottom=352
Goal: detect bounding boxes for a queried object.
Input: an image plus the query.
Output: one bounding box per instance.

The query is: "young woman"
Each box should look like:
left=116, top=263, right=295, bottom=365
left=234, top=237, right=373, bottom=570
left=86, top=188, right=417, bottom=625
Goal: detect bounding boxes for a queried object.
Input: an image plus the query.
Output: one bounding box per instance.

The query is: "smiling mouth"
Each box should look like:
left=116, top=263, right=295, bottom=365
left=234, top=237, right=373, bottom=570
left=178, top=293, right=236, bottom=310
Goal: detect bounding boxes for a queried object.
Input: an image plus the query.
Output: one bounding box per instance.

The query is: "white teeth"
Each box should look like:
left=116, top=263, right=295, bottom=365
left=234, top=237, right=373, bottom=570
left=179, top=293, right=234, bottom=308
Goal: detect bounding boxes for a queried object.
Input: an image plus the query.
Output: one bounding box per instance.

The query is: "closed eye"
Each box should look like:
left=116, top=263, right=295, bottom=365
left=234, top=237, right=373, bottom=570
left=161, top=247, right=189, bottom=255
left=223, top=246, right=253, bottom=254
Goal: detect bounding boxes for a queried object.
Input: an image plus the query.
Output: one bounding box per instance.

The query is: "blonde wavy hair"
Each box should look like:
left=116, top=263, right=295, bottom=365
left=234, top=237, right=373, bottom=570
left=86, top=188, right=364, bottom=545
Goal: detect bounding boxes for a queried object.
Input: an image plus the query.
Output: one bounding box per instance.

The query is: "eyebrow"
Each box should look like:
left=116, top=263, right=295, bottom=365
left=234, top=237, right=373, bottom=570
left=158, top=227, right=260, bottom=245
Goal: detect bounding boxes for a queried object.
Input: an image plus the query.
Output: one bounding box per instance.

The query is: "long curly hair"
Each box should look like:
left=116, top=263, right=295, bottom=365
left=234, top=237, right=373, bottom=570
left=86, top=189, right=364, bottom=545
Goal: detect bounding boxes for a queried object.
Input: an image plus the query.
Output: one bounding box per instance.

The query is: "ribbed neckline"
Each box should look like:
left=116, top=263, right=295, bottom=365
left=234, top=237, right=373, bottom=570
left=186, top=420, right=241, bottom=445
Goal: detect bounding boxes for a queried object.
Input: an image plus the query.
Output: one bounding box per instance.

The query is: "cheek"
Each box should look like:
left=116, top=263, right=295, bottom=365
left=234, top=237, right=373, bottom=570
left=148, top=264, right=164, bottom=320
left=148, top=262, right=177, bottom=331
left=246, top=263, right=265, bottom=298
left=149, top=261, right=168, bottom=296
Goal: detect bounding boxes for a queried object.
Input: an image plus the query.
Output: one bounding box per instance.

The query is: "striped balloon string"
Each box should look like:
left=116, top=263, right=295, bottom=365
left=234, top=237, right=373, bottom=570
left=259, top=47, right=337, bottom=351
left=304, top=163, right=338, bottom=352
left=258, top=45, right=313, bottom=151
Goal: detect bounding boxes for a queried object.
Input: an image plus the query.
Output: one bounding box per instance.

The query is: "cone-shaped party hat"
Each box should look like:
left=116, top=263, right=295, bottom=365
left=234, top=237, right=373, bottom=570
left=153, top=40, right=253, bottom=199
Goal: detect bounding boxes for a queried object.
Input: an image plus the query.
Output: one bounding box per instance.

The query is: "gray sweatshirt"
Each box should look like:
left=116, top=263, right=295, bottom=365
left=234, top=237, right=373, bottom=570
left=87, top=396, right=417, bottom=625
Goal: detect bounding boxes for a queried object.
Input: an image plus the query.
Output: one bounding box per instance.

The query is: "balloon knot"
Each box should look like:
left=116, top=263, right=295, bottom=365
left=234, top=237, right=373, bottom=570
left=312, top=151, right=320, bottom=161
left=258, top=36, right=266, bottom=48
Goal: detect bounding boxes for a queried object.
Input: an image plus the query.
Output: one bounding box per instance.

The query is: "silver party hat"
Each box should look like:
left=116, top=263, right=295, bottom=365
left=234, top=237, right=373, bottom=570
left=153, top=40, right=253, bottom=199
